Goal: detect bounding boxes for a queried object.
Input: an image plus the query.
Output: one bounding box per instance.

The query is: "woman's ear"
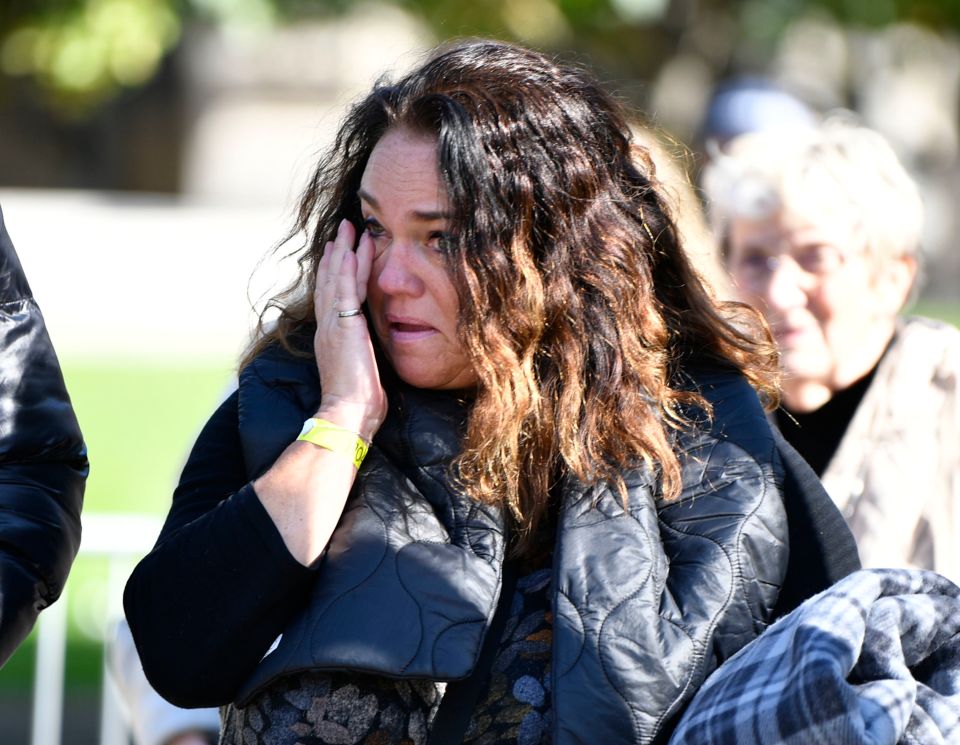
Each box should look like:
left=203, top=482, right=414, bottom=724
left=875, top=253, right=918, bottom=316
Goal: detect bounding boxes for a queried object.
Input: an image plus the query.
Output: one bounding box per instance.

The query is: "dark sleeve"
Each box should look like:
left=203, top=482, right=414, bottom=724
left=123, top=391, right=316, bottom=708
left=0, top=205, right=87, bottom=667
left=772, top=427, right=861, bottom=618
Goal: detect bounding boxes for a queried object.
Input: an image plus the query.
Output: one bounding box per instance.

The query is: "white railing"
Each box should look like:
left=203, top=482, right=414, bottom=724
left=32, top=513, right=164, bottom=745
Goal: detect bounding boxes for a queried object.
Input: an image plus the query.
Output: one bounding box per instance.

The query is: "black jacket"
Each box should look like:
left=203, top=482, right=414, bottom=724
left=0, top=205, right=87, bottom=666
left=232, top=347, right=796, bottom=743
left=126, top=343, right=857, bottom=743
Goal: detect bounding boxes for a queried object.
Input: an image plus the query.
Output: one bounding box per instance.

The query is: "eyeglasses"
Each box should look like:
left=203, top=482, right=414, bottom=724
left=732, top=243, right=851, bottom=290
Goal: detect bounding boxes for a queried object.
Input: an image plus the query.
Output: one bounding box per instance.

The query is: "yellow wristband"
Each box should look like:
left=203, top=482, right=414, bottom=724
left=297, top=418, right=369, bottom=469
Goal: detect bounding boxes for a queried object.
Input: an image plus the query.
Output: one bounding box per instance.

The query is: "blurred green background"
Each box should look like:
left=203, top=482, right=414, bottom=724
left=2, top=0, right=960, bottom=742
left=0, top=363, right=234, bottom=693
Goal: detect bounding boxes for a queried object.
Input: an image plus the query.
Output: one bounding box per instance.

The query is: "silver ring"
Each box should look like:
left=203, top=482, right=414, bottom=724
left=337, top=308, right=363, bottom=318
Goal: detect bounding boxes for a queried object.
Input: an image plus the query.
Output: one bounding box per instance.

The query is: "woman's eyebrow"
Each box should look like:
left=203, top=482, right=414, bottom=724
left=412, top=209, right=452, bottom=221
left=357, top=189, right=451, bottom=221
left=357, top=188, right=378, bottom=208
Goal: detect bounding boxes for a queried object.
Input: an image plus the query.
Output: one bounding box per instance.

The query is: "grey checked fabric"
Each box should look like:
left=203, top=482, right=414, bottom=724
left=669, top=569, right=960, bottom=744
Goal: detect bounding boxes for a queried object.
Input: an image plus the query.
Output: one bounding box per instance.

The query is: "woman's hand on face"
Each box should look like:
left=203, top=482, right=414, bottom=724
left=313, top=219, right=388, bottom=440
left=255, top=219, right=385, bottom=567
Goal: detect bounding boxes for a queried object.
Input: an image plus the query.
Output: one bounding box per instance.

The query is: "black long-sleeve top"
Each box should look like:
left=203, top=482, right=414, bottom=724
left=123, top=391, right=315, bottom=707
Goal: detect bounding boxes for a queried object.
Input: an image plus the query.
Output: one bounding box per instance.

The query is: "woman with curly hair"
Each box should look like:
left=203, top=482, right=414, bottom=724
left=124, top=40, right=856, bottom=744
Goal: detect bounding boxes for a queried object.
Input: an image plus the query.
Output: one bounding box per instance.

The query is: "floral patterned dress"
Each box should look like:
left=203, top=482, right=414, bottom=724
left=221, top=564, right=554, bottom=745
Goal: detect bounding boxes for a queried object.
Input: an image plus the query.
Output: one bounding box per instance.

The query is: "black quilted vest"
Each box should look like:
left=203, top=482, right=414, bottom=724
left=235, top=344, right=789, bottom=744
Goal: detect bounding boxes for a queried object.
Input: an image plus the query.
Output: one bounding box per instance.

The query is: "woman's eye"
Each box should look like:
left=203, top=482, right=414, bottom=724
left=739, top=252, right=771, bottom=272
left=363, top=218, right=386, bottom=238
left=428, top=232, right=454, bottom=253
left=797, top=245, right=842, bottom=274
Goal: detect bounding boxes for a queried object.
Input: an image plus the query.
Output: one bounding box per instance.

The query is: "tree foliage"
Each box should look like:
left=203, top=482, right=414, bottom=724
left=1, top=0, right=958, bottom=116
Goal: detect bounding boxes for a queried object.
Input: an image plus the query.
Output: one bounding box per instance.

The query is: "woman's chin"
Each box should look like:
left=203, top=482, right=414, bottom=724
left=392, top=360, right=477, bottom=392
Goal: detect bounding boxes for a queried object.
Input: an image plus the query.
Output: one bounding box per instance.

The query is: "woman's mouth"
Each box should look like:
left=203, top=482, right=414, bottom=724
left=387, top=317, right=437, bottom=341
left=775, top=325, right=810, bottom=348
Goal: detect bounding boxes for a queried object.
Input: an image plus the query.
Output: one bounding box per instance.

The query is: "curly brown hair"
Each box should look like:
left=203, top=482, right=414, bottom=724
left=244, top=39, right=779, bottom=549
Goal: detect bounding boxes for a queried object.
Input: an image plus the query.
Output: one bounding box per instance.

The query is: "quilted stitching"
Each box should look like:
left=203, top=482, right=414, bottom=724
left=236, top=364, right=507, bottom=705
left=552, top=373, right=787, bottom=744
left=234, top=350, right=789, bottom=745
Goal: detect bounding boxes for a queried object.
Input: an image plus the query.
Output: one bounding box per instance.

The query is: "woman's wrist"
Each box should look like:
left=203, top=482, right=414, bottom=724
left=313, top=400, right=382, bottom=442
left=298, top=418, right=369, bottom=469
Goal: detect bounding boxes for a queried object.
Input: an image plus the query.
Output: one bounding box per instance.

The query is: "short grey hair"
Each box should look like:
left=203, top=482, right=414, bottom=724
left=702, top=117, right=924, bottom=271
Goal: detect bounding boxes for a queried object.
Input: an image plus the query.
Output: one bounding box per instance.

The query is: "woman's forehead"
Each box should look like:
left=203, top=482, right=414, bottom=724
left=779, top=178, right=861, bottom=237
left=731, top=205, right=860, bottom=250
left=360, top=129, right=447, bottom=212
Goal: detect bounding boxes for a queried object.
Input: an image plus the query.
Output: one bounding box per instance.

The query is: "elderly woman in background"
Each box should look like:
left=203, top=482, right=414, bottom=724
left=125, top=41, right=856, bottom=744
left=704, top=119, right=960, bottom=577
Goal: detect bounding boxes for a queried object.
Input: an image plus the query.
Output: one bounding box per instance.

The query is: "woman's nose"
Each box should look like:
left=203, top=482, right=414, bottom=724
left=374, top=242, right=425, bottom=297
left=763, top=257, right=808, bottom=312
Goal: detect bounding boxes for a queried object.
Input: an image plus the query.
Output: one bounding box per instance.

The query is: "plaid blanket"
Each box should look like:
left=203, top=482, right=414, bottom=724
left=670, top=569, right=960, bottom=744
